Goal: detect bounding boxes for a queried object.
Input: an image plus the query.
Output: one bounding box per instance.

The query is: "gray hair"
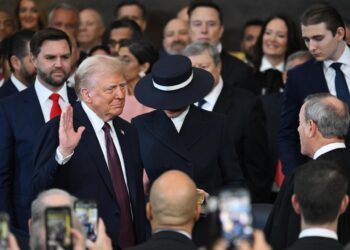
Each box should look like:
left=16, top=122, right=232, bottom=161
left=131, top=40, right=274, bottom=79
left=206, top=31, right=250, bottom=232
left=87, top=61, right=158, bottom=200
left=48, top=2, right=79, bottom=25
left=285, top=50, right=312, bottom=71
left=304, top=93, right=350, bottom=139
left=183, top=42, right=221, bottom=66
left=74, top=55, right=125, bottom=99
left=31, top=188, right=76, bottom=223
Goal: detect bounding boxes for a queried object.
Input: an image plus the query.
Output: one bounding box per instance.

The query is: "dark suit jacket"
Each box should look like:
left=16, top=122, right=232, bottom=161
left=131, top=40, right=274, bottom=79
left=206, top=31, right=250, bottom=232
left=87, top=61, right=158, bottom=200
left=0, top=85, right=76, bottom=231
left=32, top=103, right=147, bottom=249
left=126, top=231, right=197, bottom=250
left=213, top=85, right=272, bottom=202
left=264, top=148, right=350, bottom=250
left=220, top=50, right=258, bottom=94
left=132, top=105, right=245, bottom=194
left=278, top=59, right=329, bottom=175
left=0, top=78, right=18, bottom=99
left=285, top=236, right=343, bottom=250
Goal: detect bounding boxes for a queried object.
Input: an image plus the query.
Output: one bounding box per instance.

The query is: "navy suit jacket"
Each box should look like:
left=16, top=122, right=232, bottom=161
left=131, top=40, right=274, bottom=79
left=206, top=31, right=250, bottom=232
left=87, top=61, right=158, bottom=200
left=126, top=231, right=197, bottom=250
left=220, top=50, right=259, bottom=94
left=132, top=105, right=245, bottom=194
left=32, top=103, right=147, bottom=249
left=0, top=85, right=76, bottom=231
left=213, top=85, right=272, bottom=202
left=0, top=78, right=18, bottom=99
left=285, top=236, right=343, bottom=250
left=278, top=59, right=329, bottom=174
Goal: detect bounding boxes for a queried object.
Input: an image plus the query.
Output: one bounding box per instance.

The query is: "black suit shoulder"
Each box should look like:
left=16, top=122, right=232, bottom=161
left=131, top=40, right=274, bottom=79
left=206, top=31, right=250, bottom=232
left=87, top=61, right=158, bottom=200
left=126, top=231, right=197, bottom=250
left=285, top=236, right=343, bottom=250
left=220, top=50, right=258, bottom=94
left=0, top=79, right=18, bottom=99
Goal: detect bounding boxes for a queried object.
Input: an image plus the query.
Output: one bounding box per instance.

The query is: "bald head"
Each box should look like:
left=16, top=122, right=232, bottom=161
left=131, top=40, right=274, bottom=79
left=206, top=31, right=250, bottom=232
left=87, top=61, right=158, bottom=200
left=148, top=170, right=199, bottom=230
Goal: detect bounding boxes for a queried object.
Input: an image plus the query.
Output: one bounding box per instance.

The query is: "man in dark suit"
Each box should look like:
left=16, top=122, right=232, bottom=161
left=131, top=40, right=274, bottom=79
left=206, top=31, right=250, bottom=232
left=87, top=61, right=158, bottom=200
left=286, top=160, right=348, bottom=250
left=187, top=0, right=258, bottom=94
left=0, top=29, right=35, bottom=99
left=132, top=55, right=244, bottom=247
left=278, top=4, right=350, bottom=175
left=266, top=93, right=350, bottom=249
left=184, top=42, right=272, bottom=202
left=127, top=170, right=199, bottom=250
left=0, top=28, right=76, bottom=231
left=32, top=55, right=147, bottom=249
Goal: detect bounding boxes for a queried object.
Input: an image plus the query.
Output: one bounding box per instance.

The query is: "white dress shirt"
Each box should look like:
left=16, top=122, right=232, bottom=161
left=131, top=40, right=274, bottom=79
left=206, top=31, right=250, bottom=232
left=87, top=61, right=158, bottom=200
left=299, top=228, right=338, bottom=240
left=313, top=142, right=346, bottom=160
left=11, top=74, right=27, bottom=92
left=170, top=107, right=190, bottom=133
left=34, top=78, right=69, bottom=122
left=216, top=43, right=223, bottom=53
left=154, top=229, right=192, bottom=239
left=195, top=77, right=223, bottom=111
left=323, top=45, right=350, bottom=96
left=260, top=56, right=285, bottom=73
left=56, top=102, right=129, bottom=187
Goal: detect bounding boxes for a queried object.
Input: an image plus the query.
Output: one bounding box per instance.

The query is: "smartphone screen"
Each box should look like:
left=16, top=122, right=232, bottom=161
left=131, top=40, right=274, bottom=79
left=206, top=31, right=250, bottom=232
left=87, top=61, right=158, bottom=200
left=45, top=207, right=72, bottom=250
left=219, top=188, right=253, bottom=247
left=0, top=213, right=9, bottom=250
left=74, top=200, right=98, bottom=241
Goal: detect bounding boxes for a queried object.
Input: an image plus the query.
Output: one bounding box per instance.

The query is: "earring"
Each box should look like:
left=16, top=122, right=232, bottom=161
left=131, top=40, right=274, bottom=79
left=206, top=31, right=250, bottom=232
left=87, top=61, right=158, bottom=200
left=139, top=71, right=146, bottom=78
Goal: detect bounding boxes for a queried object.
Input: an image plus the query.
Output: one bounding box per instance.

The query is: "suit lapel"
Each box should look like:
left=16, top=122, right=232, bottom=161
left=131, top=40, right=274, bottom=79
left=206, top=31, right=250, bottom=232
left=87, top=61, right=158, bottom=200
left=180, top=106, right=210, bottom=148
left=213, top=85, right=232, bottom=113
left=23, top=86, right=45, bottom=130
left=142, top=110, right=191, bottom=161
left=73, top=103, right=116, bottom=199
left=308, top=60, right=329, bottom=93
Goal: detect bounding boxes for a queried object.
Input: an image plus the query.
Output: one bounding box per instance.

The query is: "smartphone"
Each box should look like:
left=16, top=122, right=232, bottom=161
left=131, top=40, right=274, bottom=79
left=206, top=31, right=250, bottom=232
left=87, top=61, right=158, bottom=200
left=0, top=213, right=9, bottom=250
left=74, top=200, right=98, bottom=241
left=45, top=207, right=72, bottom=250
left=218, top=188, right=253, bottom=248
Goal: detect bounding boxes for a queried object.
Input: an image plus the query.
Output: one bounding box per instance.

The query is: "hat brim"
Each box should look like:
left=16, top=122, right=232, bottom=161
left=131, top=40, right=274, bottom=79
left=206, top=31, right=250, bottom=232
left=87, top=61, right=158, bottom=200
left=134, top=67, right=213, bottom=110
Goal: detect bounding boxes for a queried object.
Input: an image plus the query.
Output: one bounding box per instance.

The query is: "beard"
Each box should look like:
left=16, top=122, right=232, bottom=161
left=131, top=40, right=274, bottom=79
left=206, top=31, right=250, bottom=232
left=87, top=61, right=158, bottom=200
left=36, top=68, right=70, bottom=87
left=19, top=66, right=36, bottom=86
left=168, top=40, right=187, bottom=55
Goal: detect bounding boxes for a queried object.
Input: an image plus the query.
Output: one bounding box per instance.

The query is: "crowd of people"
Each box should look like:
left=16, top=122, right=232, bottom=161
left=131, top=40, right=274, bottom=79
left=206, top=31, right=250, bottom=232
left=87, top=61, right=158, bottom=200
left=0, top=0, right=350, bottom=249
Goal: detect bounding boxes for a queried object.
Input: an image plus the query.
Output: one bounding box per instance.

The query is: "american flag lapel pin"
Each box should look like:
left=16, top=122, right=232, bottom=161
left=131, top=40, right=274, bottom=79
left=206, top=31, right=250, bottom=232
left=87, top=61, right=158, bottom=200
left=120, top=129, right=125, bottom=135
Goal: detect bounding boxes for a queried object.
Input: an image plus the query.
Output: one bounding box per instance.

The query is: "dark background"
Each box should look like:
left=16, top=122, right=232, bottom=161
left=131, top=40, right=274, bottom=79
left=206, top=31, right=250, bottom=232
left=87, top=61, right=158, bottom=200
left=1, top=0, right=349, bottom=51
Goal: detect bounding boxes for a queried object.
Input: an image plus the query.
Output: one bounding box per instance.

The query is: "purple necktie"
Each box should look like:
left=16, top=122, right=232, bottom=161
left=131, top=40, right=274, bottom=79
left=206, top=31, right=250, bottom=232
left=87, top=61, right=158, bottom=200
left=102, top=123, right=135, bottom=248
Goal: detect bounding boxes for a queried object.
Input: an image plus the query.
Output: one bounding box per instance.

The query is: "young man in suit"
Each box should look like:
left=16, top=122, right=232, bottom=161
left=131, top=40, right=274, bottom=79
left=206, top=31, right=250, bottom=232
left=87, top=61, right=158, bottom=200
left=278, top=4, right=350, bottom=175
left=0, top=29, right=35, bottom=99
left=0, top=28, right=76, bottom=232
left=187, top=0, right=258, bottom=94
left=183, top=42, right=272, bottom=202
left=127, top=170, right=199, bottom=250
left=265, top=93, right=350, bottom=249
left=32, top=55, right=147, bottom=249
left=287, top=160, right=348, bottom=250
left=132, top=55, right=245, bottom=247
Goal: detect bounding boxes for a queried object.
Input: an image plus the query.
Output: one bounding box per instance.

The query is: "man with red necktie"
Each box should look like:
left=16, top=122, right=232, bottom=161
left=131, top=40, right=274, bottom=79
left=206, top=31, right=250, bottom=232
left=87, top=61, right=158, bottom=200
left=0, top=28, right=76, bottom=232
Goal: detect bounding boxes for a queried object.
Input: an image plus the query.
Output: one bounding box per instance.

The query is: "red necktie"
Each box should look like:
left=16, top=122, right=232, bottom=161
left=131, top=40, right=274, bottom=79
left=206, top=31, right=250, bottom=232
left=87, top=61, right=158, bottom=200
left=49, top=93, right=61, bottom=119
left=102, top=123, right=135, bottom=248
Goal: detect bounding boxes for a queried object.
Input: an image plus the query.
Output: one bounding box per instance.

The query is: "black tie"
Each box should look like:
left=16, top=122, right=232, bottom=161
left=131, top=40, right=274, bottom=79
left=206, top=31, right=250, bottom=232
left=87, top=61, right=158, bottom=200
left=102, top=123, right=135, bottom=248
left=331, top=62, right=350, bottom=108
left=197, top=99, right=207, bottom=109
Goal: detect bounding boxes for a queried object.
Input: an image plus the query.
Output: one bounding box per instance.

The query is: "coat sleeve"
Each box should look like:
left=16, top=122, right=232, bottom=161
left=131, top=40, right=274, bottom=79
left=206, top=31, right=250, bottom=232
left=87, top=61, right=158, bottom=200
left=32, top=118, right=61, bottom=199
left=0, top=102, right=15, bottom=216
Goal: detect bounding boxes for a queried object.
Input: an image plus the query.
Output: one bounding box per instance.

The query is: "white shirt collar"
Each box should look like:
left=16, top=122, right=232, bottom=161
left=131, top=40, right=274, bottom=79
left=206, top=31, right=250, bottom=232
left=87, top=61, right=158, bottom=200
left=170, top=106, right=190, bottom=132
left=81, top=101, right=111, bottom=132
left=10, top=74, right=27, bottom=91
left=216, top=43, right=223, bottom=53
left=313, top=142, right=346, bottom=159
left=260, top=56, right=285, bottom=73
left=324, top=44, right=350, bottom=69
left=299, top=228, right=338, bottom=240
left=198, top=77, right=223, bottom=111
left=34, top=77, right=69, bottom=105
